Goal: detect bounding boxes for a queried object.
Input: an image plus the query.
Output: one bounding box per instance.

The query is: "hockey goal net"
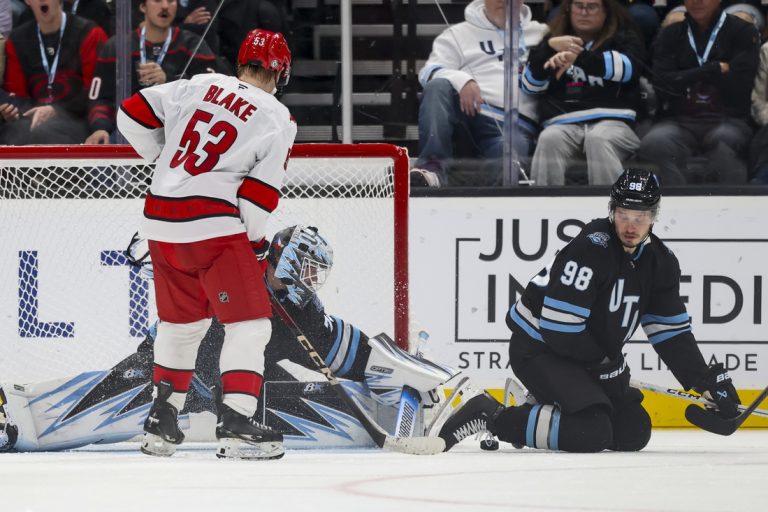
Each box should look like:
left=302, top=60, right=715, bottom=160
left=0, top=144, right=409, bottom=383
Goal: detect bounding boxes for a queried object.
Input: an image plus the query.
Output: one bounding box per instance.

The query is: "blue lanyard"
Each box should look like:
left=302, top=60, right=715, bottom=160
left=687, top=10, right=727, bottom=66
left=36, top=12, right=67, bottom=98
left=72, top=0, right=79, bottom=14
left=139, top=26, right=172, bottom=66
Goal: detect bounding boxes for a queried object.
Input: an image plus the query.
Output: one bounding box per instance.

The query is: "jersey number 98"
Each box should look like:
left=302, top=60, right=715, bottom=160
left=560, top=260, right=593, bottom=291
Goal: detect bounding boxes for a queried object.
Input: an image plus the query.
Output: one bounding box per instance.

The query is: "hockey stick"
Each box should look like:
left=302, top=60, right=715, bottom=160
left=684, top=384, right=768, bottom=436
left=268, top=294, right=445, bottom=455
left=629, top=379, right=768, bottom=419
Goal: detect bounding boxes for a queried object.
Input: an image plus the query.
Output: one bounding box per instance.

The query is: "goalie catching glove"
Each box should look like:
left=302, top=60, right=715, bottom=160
left=693, top=363, right=741, bottom=419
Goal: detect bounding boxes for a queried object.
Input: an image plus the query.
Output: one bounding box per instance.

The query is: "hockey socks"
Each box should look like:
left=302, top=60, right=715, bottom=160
left=493, top=404, right=613, bottom=453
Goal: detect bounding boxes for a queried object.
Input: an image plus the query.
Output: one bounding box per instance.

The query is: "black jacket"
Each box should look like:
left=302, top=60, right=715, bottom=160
left=652, top=11, right=760, bottom=119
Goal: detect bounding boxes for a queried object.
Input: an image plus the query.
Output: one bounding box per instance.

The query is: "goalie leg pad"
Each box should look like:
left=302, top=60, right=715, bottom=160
left=364, top=333, right=456, bottom=407
left=0, top=387, right=19, bottom=452
left=423, top=374, right=483, bottom=438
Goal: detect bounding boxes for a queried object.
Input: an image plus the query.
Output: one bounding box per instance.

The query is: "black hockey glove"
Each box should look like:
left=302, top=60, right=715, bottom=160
left=588, top=355, right=630, bottom=400
left=693, top=363, right=741, bottom=419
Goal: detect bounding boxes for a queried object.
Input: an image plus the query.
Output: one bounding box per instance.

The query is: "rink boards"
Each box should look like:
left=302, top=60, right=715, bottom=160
left=1, top=194, right=766, bottom=428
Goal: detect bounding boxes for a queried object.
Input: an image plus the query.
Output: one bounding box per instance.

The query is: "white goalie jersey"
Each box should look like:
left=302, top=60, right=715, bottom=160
left=117, top=73, right=297, bottom=245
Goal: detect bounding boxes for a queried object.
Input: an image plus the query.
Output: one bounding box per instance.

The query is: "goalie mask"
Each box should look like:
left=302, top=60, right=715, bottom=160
left=268, top=225, right=333, bottom=307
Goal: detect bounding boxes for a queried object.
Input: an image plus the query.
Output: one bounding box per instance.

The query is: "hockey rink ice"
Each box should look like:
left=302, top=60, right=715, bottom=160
left=2, top=430, right=767, bottom=512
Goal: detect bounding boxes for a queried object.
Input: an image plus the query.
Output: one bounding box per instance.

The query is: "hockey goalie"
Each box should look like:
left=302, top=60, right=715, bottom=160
left=0, top=225, right=501, bottom=454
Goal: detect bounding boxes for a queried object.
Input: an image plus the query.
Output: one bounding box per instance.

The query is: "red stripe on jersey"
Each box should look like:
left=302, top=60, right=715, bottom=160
left=221, top=370, right=264, bottom=398
left=121, top=92, right=163, bottom=129
left=237, top=177, right=280, bottom=213
left=2, top=39, right=29, bottom=98
left=153, top=364, right=194, bottom=392
left=79, top=26, right=109, bottom=88
left=88, top=104, right=114, bottom=125
left=144, top=192, right=240, bottom=222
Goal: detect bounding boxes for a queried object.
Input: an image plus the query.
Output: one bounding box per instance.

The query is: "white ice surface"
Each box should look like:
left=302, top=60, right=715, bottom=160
left=1, top=430, right=767, bottom=512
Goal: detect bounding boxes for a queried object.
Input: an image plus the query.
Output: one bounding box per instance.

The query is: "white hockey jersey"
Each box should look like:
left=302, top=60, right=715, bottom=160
left=418, top=0, right=548, bottom=122
left=117, top=73, right=297, bottom=244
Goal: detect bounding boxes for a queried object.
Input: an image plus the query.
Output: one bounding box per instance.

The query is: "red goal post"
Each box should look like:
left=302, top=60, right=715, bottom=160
left=0, top=143, right=409, bottom=383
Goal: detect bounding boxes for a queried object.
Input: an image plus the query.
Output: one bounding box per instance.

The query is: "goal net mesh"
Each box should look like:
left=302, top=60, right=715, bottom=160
left=0, top=144, right=408, bottom=383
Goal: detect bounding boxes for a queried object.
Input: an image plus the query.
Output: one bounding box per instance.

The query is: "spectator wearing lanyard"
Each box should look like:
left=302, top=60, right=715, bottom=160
left=0, top=0, right=107, bottom=145
left=86, top=0, right=219, bottom=144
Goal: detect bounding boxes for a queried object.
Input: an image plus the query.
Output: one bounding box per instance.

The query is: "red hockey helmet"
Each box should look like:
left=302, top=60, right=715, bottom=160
left=237, top=28, right=292, bottom=87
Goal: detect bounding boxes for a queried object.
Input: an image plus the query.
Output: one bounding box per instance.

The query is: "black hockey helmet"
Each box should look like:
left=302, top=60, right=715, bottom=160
left=609, top=168, right=661, bottom=218
left=267, top=225, right=333, bottom=307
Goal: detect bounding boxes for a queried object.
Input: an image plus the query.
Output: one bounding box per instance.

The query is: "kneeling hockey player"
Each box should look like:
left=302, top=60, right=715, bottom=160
left=438, top=168, right=744, bottom=452
left=0, top=225, right=494, bottom=457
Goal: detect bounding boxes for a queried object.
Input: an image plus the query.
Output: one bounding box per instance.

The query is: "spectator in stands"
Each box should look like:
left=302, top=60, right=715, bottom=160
left=135, top=0, right=288, bottom=72
left=548, top=0, right=659, bottom=52
left=17, top=0, right=113, bottom=36
left=0, top=0, right=9, bottom=83
left=637, top=0, right=760, bottom=184
left=216, top=0, right=289, bottom=69
left=662, top=1, right=765, bottom=31
left=749, top=39, right=768, bottom=184
left=1, top=0, right=12, bottom=37
left=411, top=0, right=549, bottom=187
left=522, top=0, right=645, bottom=186
left=176, top=0, right=218, bottom=54
left=85, top=0, right=219, bottom=144
left=0, top=0, right=108, bottom=145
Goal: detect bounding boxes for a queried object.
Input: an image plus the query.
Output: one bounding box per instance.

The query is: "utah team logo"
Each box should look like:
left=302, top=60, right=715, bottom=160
left=218, top=291, right=229, bottom=303
left=587, top=232, right=610, bottom=248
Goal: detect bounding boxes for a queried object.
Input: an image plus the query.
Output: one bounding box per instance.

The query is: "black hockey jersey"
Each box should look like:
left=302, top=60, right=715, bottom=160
left=88, top=27, right=219, bottom=133
left=521, top=29, right=645, bottom=127
left=195, top=292, right=371, bottom=382
left=506, top=217, right=709, bottom=389
left=264, top=295, right=371, bottom=382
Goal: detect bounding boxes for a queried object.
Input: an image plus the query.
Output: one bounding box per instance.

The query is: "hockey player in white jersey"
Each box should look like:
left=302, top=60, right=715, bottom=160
left=117, top=28, right=296, bottom=460
left=0, top=226, right=494, bottom=454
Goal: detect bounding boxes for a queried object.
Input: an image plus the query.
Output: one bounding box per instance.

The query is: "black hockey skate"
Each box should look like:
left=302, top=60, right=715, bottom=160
left=141, top=381, right=185, bottom=457
left=0, top=388, right=18, bottom=453
left=216, top=404, right=284, bottom=460
left=438, top=392, right=503, bottom=451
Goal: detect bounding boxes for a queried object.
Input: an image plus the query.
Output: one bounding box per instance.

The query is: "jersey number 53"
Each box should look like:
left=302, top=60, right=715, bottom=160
left=170, top=109, right=238, bottom=175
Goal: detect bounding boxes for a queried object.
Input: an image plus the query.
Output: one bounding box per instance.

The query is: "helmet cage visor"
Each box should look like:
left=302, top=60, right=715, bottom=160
left=272, top=226, right=333, bottom=307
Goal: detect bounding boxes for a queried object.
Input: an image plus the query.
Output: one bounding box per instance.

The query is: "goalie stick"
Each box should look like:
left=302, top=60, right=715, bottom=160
left=629, top=379, right=768, bottom=419
left=268, top=294, right=445, bottom=455
left=684, top=384, right=768, bottom=436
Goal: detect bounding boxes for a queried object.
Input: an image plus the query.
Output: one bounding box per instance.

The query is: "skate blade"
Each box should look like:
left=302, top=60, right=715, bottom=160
left=140, top=432, right=178, bottom=457
left=216, top=438, right=285, bottom=460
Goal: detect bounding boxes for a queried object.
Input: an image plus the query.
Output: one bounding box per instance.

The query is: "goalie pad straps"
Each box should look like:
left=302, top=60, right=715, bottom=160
left=153, top=318, right=212, bottom=410
left=220, top=318, right=271, bottom=417
left=364, top=333, right=456, bottom=407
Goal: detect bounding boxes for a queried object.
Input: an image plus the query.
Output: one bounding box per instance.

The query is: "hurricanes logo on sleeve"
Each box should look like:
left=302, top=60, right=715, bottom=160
left=218, top=291, right=229, bottom=303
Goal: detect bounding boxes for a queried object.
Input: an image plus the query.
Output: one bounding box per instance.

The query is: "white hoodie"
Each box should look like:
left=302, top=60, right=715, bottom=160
left=418, top=0, right=548, bottom=122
